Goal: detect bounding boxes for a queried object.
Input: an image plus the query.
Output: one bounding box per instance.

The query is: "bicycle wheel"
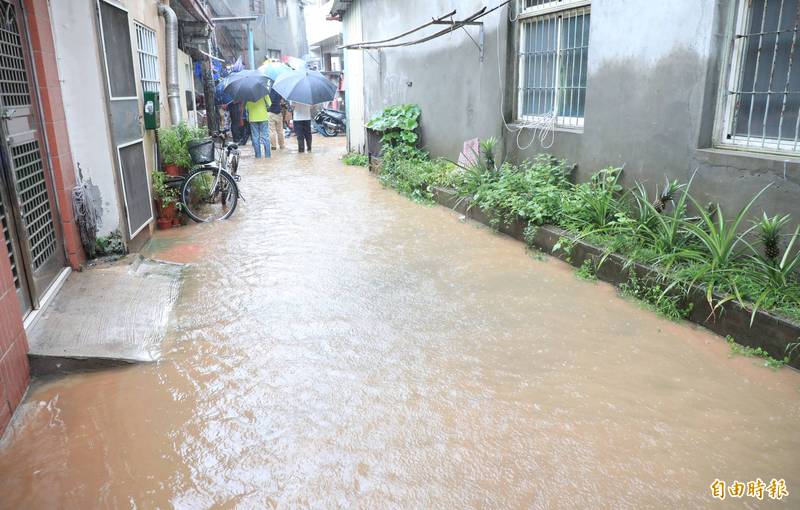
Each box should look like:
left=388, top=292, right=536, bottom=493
left=180, top=167, right=239, bottom=222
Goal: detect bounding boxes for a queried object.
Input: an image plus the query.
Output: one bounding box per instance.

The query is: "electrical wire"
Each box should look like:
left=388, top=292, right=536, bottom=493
left=497, top=1, right=556, bottom=150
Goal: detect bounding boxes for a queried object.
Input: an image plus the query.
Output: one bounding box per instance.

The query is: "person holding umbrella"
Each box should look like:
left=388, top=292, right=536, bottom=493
left=272, top=69, right=337, bottom=154
left=223, top=69, right=274, bottom=159
left=268, top=86, right=286, bottom=151
left=245, top=94, right=272, bottom=158
left=292, top=102, right=312, bottom=153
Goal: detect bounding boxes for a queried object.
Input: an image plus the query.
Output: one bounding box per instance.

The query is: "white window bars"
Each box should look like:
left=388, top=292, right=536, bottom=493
left=517, top=4, right=590, bottom=128
left=721, top=0, right=800, bottom=153
left=276, top=0, right=288, bottom=18
left=134, top=22, right=159, bottom=93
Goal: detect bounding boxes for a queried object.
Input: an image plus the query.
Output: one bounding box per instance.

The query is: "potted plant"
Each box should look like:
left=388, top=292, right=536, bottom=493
left=159, top=125, right=190, bottom=176
left=152, top=170, right=181, bottom=229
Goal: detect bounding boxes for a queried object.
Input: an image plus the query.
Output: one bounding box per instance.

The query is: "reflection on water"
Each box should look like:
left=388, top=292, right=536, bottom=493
left=1, top=138, right=799, bottom=508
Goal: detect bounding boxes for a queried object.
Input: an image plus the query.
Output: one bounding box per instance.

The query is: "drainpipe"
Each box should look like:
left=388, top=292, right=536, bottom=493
left=248, top=24, right=255, bottom=70
left=158, top=1, right=182, bottom=124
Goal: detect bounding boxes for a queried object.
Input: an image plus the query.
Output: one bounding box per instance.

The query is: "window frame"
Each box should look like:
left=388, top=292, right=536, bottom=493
left=518, top=0, right=590, bottom=18
left=133, top=21, right=160, bottom=94
left=716, top=0, right=800, bottom=155
left=276, top=0, right=288, bottom=18
left=515, top=0, right=591, bottom=129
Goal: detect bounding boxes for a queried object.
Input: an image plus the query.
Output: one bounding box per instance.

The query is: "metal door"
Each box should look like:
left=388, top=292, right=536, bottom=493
left=97, top=0, right=153, bottom=239
left=0, top=0, right=66, bottom=315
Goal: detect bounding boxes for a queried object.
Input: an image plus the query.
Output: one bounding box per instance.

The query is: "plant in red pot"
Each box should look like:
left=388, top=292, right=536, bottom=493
left=159, top=124, right=192, bottom=176
left=152, top=170, right=181, bottom=229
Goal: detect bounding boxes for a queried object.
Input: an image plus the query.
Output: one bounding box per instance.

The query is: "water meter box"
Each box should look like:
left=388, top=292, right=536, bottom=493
left=143, top=91, right=159, bottom=130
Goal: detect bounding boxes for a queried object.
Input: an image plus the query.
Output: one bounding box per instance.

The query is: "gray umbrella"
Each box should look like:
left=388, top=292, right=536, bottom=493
left=222, top=70, right=271, bottom=103
left=272, top=69, right=336, bottom=105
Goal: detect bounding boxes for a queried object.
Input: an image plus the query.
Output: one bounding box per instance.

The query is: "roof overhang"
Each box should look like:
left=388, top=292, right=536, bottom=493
left=328, top=0, right=353, bottom=20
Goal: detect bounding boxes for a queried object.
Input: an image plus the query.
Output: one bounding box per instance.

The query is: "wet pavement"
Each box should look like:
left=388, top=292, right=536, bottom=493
left=1, top=136, right=799, bottom=508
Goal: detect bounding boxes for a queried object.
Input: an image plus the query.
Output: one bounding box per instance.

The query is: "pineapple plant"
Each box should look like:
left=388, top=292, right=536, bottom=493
left=653, top=177, right=681, bottom=213
left=757, top=212, right=791, bottom=261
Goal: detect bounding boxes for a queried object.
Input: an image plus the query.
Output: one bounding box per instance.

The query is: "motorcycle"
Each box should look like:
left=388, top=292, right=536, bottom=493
left=314, top=108, right=347, bottom=137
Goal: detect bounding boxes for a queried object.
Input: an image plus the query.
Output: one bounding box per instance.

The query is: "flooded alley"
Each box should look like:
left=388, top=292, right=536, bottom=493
left=1, top=138, right=799, bottom=508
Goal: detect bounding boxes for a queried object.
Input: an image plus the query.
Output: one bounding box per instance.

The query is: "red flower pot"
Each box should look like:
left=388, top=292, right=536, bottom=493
left=156, top=218, right=173, bottom=230
left=164, top=163, right=181, bottom=177
left=156, top=199, right=177, bottom=221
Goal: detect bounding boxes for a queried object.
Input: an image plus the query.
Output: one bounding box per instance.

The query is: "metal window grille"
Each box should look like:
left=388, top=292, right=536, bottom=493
left=268, top=49, right=281, bottom=60
left=0, top=201, right=19, bottom=289
left=250, top=0, right=264, bottom=14
left=276, top=0, right=288, bottom=18
left=134, top=22, right=159, bottom=93
left=517, top=6, right=590, bottom=128
left=12, top=140, right=56, bottom=270
left=722, top=0, right=800, bottom=153
left=519, top=0, right=589, bottom=16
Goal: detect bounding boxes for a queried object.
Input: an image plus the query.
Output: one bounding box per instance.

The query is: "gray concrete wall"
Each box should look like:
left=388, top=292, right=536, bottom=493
left=353, top=0, right=508, bottom=157
left=253, top=0, right=308, bottom=62
left=347, top=0, right=800, bottom=225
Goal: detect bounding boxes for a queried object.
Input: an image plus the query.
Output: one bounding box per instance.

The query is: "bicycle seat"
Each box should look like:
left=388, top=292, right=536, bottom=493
left=227, top=142, right=238, bottom=150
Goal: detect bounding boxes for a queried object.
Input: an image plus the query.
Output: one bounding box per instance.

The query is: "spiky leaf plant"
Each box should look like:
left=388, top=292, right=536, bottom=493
left=653, top=177, right=681, bottom=213
left=756, top=212, right=791, bottom=261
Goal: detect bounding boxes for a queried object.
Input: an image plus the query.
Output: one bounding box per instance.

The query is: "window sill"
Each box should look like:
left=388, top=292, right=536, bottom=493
left=699, top=145, right=800, bottom=163
left=508, top=122, right=584, bottom=135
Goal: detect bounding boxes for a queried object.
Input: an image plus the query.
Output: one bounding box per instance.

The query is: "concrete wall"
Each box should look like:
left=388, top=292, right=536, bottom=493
left=345, top=0, right=800, bottom=225
left=253, top=0, right=308, bottom=63
left=349, top=0, right=507, bottom=158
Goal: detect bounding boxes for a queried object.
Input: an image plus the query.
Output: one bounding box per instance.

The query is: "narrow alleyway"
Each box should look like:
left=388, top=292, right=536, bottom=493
left=0, top=137, right=798, bottom=508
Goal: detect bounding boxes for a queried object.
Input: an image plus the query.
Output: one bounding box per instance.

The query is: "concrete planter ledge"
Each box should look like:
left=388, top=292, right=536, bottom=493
left=430, top=186, right=800, bottom=370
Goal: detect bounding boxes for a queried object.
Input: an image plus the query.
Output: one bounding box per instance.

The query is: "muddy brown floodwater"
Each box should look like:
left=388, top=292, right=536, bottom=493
left=1, top=137, right=799, bottom=508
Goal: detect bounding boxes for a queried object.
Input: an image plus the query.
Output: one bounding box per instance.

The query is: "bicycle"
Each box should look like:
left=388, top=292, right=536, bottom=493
left=180, top=130, right=241, bottom=222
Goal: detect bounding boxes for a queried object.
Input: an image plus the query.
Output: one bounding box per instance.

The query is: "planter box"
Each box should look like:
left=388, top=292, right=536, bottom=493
left=431, top=187, right=800, bottom=370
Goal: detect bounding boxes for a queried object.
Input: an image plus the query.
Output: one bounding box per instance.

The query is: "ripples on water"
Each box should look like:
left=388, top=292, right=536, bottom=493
left=1, top=138, right=799, bottom=508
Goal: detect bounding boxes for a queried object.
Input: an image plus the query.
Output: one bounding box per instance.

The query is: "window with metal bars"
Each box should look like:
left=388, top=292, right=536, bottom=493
left=134, top=22, right=159, bottom=93
left=276, top=0, right=288, bottom=18
left=517, top=2, right=590, bottom=128
left=721, top=0, right=800, bottom=153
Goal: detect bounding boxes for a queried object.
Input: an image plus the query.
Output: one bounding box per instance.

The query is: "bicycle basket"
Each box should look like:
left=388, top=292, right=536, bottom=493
left=188, top=138, right=215, bottom=165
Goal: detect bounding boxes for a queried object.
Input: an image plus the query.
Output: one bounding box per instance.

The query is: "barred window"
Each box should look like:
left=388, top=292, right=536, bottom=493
left=276, top=0, right=288, bottom=18
left=517, top=1, right=590, bottom=128
left=134, top=22, right=159, bottom=93
left=720, top=0, right=800, bottom=153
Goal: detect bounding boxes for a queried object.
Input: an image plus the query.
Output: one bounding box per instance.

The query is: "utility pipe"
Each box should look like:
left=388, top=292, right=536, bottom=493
left=248, top=25, right=255, bottom=70
left=158, top=1, right=182, bottom=124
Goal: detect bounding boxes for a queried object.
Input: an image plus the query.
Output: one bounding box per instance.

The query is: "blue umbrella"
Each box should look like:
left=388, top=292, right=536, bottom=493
left=258, top=60, right=292, bottom=81
left=272, top=69, right=336, bottom=105
left=222, top=70, right=271, bottom=103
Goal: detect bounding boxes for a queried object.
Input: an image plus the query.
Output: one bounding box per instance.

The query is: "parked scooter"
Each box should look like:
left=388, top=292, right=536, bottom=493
left=314, top=108, right=347, bottom=137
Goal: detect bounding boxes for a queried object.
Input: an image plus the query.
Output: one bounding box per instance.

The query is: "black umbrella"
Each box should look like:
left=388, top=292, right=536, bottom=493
left=222, top=70, right=271, bottom=103
left=272, top=69, right=337, bottom=105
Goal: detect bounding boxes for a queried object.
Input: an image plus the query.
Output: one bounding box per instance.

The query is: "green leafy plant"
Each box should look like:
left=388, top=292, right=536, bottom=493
left=366, top=104, right=421, bottom=147
left=472, top=156, right=571, bottom=228
left=152, top=170, right=181, bottom=210
left=342, top=152, right=368, bottom=166
left=669, top=185, right=771, bottom=314
left=619, top=268, right=692, bottom=321
left=94, top=230, right=124, bottom=257
left=576, top=259, right=597, bottom=281
left=562, top=167, right=625, bottom=230
left=159, top=123, right=209, bottom=169
left=726, top=335, right=788, bottom=369
left=630, top=174, right=693, bottom=267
